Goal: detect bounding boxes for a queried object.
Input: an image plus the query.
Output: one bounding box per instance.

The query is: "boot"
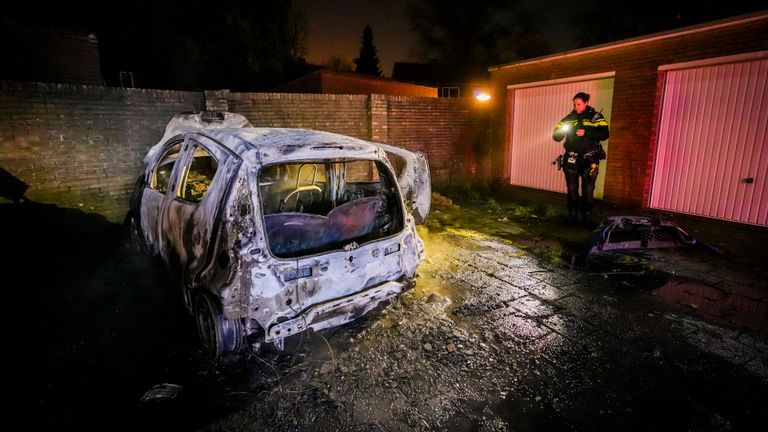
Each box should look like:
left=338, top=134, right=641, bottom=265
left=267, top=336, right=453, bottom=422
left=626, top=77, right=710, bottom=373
left=565, top=210, right=577, bottom=225
left=581, top=212, right=595, bottom=228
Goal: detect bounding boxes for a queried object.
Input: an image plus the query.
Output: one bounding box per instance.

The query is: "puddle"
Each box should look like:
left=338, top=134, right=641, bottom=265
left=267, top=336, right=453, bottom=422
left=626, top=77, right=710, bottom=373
left=652, top=277, right=768, bottom=334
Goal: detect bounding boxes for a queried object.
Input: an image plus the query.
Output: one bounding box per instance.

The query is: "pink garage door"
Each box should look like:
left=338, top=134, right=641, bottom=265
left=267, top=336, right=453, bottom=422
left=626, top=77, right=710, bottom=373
left=508, top=75, right=614, bottom=198
left=651, top=55, right=768, bottom=226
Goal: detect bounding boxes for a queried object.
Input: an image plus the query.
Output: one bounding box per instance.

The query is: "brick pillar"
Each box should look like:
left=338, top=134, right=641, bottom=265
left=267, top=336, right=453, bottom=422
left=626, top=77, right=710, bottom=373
left=369, top=94, right=388, bottom=142
left=205, top=89, right=230, bottom=112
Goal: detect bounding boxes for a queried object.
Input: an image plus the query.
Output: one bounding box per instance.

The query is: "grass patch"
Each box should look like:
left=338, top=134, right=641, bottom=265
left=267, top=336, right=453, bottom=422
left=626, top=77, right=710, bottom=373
left=431, top=192, right=459, bottom=210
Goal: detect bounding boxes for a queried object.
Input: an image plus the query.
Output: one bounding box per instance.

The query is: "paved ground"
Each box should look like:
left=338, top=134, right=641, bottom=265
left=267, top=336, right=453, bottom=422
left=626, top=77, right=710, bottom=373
left=4, top=188, right=767, bottom=431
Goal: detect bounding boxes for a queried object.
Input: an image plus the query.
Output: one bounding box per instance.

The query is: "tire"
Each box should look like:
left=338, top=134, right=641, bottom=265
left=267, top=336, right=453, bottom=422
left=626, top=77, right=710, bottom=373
left=194, top=293, right=243, bottom=358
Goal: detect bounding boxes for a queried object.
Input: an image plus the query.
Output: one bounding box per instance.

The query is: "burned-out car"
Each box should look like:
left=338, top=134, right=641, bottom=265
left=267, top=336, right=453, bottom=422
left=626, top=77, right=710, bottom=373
left=588, top=215, right=696, bottom=254
left=126, top=112, right=430, bottom=357
left=586, top=215, right=702, bottom=270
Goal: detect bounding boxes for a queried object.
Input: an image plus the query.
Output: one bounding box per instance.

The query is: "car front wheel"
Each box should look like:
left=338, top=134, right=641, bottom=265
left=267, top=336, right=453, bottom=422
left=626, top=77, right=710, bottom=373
left=194, top=293, right=243, bottom=358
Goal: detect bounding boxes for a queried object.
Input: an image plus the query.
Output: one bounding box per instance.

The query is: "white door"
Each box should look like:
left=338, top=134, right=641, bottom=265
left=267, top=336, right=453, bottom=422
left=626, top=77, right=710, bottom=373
left=650, top=55, right=768, bottom=226
left=508, top=75, right=614, bottom=199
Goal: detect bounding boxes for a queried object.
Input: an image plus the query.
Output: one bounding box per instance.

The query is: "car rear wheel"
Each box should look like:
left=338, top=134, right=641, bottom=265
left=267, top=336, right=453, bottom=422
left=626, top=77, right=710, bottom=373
left=194, top=293, right=243, bottom=358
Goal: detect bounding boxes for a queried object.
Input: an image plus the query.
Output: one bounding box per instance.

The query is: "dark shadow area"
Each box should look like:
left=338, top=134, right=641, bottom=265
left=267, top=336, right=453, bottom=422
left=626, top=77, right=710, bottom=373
left=1, top=201, right=227, bottom=430
left=0, top=167, right=28, bottom=203
left=1, top=200, right=390, bottom=430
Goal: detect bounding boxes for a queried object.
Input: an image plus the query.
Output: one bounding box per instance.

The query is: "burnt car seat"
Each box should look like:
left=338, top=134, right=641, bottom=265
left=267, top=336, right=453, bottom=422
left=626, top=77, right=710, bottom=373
left=323, top=196, right=382, bottom=244
left=264, top=213, right=328, bottom=257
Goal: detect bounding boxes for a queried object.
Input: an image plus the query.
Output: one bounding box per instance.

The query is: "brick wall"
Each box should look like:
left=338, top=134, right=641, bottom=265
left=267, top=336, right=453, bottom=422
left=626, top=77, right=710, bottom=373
left=0, top=81, right=204, bottom=221
left=380, top=95, right=484, bottom=184
left=1, top=86, right=481, bottom=221
left=229, top=92, right=370, bottom=139
left=229, top=92, right=484, bottom=184
left=490, top=14, right=768, bottom=208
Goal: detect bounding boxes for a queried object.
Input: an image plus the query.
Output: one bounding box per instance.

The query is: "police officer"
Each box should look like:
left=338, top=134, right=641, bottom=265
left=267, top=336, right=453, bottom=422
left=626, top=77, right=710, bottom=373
left=553, top=92, right=609, bottom=226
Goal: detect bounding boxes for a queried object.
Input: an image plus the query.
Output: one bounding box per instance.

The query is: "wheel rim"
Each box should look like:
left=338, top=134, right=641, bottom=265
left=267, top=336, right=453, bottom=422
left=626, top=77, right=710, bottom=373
left=196, top=296, right=218, bottom=355
left=195, top=294, right=243, bottom=358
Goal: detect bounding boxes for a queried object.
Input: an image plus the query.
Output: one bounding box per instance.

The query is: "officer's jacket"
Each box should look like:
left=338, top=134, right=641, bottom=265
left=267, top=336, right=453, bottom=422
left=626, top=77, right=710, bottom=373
left=552, top=105, right=609, bottom=154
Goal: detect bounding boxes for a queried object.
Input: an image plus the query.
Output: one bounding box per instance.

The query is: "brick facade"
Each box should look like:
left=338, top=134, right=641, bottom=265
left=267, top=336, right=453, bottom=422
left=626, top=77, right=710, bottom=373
left=381, top=95, right=483, bottom=184
left=489, top=13, right=768, bottom=208
left=229, top=92, right=370, bottom=139
left=0, top=81, right=204, bottom=221
left=228, top=92, right=483, bottom=184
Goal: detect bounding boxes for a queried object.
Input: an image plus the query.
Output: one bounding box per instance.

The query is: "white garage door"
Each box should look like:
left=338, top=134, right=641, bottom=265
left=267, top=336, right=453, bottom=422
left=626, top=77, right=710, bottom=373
left=507, top=73, right=614, bottom=199
left=650, top=53, right=768, bottom=226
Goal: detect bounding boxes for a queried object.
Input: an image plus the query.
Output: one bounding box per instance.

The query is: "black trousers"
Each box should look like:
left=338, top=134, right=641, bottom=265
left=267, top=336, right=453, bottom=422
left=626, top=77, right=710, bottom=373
left=563, top=155, right=598, bottom=216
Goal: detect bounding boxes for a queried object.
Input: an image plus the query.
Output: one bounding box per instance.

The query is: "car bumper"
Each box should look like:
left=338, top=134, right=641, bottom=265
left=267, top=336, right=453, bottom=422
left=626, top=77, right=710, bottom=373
left=265, top=279, right=412, bottom=343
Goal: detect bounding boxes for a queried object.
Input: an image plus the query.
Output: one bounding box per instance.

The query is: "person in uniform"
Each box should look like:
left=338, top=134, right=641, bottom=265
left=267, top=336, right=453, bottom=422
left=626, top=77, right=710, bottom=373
left=553, top=92, right=609, bottom=226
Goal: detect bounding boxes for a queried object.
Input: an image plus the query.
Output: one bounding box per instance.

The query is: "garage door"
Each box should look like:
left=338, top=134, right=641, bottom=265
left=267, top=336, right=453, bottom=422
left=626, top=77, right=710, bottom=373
left=507, top=73, right=614, bottom=199
left=650, top=53, right=768, bottom=226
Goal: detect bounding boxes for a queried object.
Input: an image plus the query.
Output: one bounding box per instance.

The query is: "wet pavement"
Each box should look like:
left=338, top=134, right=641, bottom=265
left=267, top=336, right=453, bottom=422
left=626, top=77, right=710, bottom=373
left=4, top=190, right=768, bottom=431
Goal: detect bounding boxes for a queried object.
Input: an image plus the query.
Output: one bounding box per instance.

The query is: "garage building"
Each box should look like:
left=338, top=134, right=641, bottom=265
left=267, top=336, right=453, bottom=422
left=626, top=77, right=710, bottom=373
left=489, top=10, right=768, bottom=226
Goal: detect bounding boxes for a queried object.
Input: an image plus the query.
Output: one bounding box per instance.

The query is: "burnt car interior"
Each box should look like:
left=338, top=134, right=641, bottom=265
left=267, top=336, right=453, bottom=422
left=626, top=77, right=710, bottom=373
left=149, top=143, right=219, bottom=204
left=150, top=142, right=182, bottom=194
left=259, top=159, right=404, bottom=258
left=180, top=146, right=218, bottom=203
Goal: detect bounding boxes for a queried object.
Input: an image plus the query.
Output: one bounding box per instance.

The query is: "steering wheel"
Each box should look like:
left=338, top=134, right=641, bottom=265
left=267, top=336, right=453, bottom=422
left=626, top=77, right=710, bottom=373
left=278, top=185, right=323, bottom=212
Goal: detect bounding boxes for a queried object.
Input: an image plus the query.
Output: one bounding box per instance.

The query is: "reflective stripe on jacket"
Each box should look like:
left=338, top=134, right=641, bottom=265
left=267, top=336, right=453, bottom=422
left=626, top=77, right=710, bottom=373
left=552, top=105, right=609, bottom=154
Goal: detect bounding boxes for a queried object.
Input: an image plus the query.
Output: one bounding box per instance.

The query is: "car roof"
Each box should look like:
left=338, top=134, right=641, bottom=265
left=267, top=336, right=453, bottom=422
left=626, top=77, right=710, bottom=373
left=145, top=112, right=381, bottom=164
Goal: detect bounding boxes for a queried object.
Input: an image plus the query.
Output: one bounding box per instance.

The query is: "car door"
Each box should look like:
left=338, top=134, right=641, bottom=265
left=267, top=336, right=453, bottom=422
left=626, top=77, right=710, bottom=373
left=374, top=143, right=431, bottom=224
left=139, top=137, right=185, bottom=255
left=160, top=134, right=243, bottom=289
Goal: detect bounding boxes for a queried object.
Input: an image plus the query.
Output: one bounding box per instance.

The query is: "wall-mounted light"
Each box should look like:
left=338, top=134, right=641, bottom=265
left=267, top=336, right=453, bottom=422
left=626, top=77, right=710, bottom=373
left=474, top=88, right=492, bottom=102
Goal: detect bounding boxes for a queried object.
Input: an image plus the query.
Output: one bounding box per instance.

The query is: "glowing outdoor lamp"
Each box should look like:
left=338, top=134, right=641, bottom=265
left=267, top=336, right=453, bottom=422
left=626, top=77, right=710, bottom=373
left=474, top=90, right=492, bottom=102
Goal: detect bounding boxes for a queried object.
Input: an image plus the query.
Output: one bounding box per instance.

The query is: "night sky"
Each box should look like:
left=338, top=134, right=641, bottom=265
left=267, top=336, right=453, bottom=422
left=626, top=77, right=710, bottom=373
left=297, top=0, right=577, bottom=77
left=0, top=0, right=768, bottom=90
left=296, top=0, right=766, bottom=77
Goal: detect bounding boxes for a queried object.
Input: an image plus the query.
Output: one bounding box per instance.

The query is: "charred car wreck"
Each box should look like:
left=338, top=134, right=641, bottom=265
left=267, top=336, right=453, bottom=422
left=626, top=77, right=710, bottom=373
left=586, top=215, right=705, bottom=269
left=588, top=216, right=696, bottom=253
left=127, top=112, right=430, bottom=357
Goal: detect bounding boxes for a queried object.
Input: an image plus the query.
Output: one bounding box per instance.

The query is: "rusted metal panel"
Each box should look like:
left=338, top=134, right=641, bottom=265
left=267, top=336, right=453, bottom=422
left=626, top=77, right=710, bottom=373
left=651, top=58, right=768, bottom=226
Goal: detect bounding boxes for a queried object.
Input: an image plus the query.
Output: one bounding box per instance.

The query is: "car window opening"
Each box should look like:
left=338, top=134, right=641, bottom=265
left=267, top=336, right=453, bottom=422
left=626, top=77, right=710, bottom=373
left=259, top=159, right=404, bottom=258
left=181, top=146, right=218, bottom=203
left=150, top=142, right=182, bottom=194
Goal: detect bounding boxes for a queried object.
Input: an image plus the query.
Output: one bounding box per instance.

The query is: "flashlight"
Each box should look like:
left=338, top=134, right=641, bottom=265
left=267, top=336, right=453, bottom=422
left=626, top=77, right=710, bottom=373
left=560, top=124, right=570, bottom=131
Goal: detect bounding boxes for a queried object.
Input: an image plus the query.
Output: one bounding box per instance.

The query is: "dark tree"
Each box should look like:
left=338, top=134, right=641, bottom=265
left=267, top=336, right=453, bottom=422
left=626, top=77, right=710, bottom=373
left=354, top=25, right=382, bottom=77
left=406, top=0, right=551, bottom=77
